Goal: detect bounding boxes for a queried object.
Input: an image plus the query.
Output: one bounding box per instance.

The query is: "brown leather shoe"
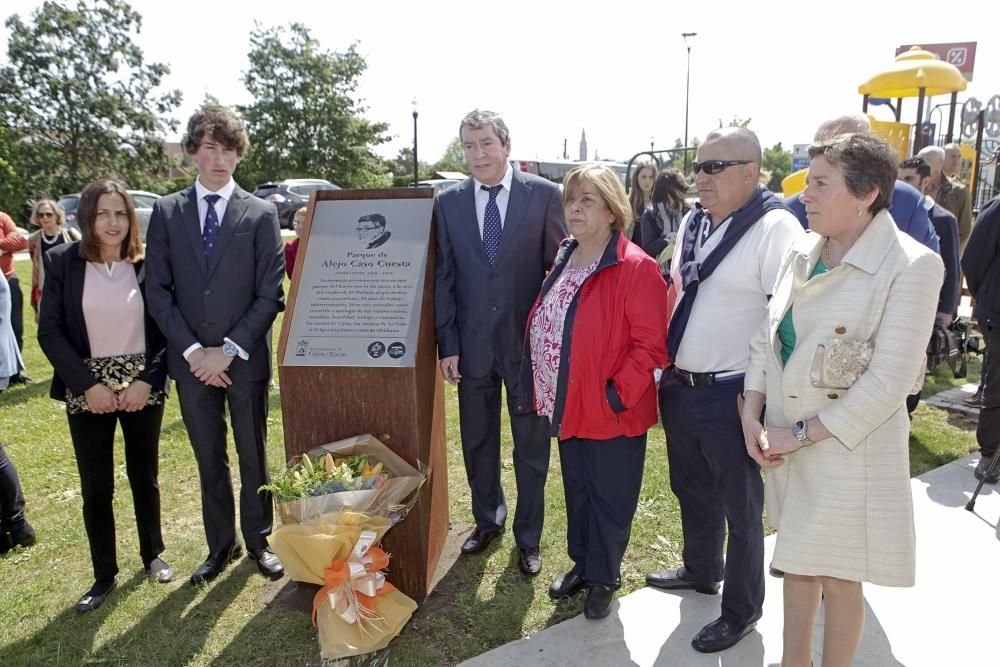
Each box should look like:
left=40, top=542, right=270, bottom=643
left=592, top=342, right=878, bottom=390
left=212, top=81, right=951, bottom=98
left=461, top=528, right=499, bottom=555
left=519, top=547, right=541, bottom=576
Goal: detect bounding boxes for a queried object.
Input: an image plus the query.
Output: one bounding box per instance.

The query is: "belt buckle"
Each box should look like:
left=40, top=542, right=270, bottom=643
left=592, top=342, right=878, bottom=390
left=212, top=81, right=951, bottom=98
left=677, top=368, right=696, bottom=387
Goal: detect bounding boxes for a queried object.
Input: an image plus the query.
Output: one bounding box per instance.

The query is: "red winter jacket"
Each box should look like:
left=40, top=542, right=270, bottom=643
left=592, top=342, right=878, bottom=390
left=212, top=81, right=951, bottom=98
left=517, top=232, right=669, bottom=441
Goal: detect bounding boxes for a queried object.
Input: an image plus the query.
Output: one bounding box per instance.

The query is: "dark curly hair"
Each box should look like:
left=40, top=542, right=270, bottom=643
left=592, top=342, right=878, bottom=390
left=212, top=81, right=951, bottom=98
left=182, top=105, right=250, bottom=157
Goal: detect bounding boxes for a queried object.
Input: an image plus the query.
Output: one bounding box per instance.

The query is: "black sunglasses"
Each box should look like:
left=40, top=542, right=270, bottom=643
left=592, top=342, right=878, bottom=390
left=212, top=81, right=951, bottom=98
left=36, top=211, right=55, bottom=218
left=692, top=159, right=752, bottom=175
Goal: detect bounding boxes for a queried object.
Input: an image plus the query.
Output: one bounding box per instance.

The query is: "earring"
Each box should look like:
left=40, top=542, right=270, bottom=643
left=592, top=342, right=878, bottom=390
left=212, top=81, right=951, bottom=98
left=857, top=207, right=863, bottom=217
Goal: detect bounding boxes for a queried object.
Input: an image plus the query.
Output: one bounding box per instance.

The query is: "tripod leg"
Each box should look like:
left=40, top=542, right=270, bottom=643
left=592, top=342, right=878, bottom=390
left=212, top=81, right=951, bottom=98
left=966, top=450, right=1000, bottom=511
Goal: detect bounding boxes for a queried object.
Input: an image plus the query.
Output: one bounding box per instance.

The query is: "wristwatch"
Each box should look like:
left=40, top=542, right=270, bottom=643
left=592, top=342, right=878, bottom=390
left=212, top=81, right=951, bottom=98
left=792, top=420, right=814, bottom=446
left=223, top=341, right=239, bottom=358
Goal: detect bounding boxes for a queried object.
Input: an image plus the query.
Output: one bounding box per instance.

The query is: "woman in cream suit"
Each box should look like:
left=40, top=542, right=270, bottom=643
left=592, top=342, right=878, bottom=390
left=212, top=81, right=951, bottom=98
left=740, top=134, right=943, bottom=667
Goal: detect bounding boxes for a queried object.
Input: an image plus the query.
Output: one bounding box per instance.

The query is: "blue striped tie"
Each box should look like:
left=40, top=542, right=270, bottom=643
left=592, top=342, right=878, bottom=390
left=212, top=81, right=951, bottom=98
left=481, top=184, right=503, bottom=265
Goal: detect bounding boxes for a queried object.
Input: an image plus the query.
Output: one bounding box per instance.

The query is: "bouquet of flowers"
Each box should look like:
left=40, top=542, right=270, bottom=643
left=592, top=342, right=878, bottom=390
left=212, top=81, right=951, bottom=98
left=264, top=435, right=429, bottom=661
left=262, top=434, right=426, bottom=525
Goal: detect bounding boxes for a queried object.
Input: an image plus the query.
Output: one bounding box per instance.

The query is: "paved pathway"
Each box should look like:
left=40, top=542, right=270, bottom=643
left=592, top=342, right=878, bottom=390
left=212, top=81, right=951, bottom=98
left=463, top=453, right=999, bottom=666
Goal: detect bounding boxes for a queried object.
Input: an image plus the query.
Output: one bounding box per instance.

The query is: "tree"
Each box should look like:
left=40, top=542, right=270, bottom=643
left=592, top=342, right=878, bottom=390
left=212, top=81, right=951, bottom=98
left=433, top=138, right=466, bottom=174
left=0, top=0, right=181, bottom=214
left=385, top=146, right=432, bottom=188
left=237, top=23, right=391, bottom=189
left=762, top=142, right=792, bottom=192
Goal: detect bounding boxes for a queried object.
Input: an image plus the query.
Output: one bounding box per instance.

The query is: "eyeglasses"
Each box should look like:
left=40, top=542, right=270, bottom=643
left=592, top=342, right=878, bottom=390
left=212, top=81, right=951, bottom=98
left=36, top=211, right=55, bottom=218
left=692, top=159, right=752, bottom=175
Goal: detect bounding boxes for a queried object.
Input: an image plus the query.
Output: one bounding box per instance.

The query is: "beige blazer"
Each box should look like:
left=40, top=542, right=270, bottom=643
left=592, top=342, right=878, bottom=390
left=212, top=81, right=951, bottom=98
left=746, top=210, right=943, bottom=586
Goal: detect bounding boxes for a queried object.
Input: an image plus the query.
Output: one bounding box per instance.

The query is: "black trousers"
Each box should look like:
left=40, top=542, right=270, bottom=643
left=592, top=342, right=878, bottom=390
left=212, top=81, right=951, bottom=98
left=457, top=369, right=550, bottom=548
left=67, top=403, right=165, bottom=583
left=560, top=433, right=646, bottom=586
left=660, top=373, right=765, bottom=626
left=6, top=274, right=23, bottom=352
left=978, top=324, right=1000, bottom=458
left=176, top=380, right=272, bottom=557
left=0, top=442, right=28, bottom=533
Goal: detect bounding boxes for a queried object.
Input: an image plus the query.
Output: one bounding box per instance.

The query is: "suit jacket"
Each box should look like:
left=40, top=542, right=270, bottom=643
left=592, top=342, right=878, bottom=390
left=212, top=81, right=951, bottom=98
left=962, top=196, right=1000, bottom=325
left=36, top=242, right=168, bottom=401
left=927, top=201, right=960, bottom=315
left=746, top=211, right=943, bottom=587
left=144, top=185, right=285, bottom=384
left=785, top=179, right=940, bottom=253
left=936, top=176, right=973, bottom=247
left=434, top=170, right=566, bottom=380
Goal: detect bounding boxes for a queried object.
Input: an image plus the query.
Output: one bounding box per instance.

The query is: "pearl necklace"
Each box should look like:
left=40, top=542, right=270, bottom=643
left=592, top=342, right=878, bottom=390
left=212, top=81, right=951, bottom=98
left=41, top=230, right=60, bottom=244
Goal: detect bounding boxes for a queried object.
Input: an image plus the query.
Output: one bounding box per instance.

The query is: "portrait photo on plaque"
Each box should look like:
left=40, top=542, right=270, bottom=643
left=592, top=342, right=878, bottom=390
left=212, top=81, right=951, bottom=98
left=283, top=195, right=434, bottom=367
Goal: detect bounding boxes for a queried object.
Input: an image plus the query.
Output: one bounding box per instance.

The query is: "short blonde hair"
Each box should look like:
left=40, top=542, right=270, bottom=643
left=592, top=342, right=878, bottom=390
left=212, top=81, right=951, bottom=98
left=31, top=199, right=66, bottom=227
left=563, top=164, right=632, bottom=232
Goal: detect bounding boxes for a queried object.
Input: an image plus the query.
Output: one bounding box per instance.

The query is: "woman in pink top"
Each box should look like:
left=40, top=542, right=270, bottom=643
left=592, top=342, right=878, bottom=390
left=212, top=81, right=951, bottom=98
left=38, top=179, right=172, bottom=613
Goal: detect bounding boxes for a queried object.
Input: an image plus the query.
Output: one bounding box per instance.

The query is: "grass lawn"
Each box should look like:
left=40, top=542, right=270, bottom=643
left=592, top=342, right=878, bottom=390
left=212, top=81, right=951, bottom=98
left=0, top=258, right=981, bottom=665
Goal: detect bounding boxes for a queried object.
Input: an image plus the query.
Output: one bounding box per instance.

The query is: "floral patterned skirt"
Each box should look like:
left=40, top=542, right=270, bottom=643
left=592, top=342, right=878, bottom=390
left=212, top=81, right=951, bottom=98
left=65, top=353, right=165, bottom=415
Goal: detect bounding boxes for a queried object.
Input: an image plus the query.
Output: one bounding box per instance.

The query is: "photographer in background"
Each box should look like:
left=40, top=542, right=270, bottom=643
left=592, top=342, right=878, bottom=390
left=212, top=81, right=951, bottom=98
left=962, top=191, right=1000, bottom=483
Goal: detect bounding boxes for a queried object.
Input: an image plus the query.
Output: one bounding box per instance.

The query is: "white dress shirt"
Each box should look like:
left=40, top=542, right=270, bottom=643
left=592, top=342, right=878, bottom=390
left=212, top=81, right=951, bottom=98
left=473, top=164, right=514, bottom=238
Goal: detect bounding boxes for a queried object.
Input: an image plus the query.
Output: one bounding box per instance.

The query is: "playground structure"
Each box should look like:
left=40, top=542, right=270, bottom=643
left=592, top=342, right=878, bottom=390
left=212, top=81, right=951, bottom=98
left=859, top=46, right=998, bottom=209
left=784, top=46, right=998, bottom=209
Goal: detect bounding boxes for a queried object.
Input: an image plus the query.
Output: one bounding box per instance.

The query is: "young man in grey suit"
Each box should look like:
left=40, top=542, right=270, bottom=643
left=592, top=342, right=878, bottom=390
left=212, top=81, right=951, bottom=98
left=435, top=109, right=566, bottom=575
left=145, top=105, right=286, bottom=584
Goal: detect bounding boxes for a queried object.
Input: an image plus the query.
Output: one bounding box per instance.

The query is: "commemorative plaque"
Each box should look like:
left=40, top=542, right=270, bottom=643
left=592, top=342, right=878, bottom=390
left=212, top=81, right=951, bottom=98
left=283, top=197, right=433, bottom=367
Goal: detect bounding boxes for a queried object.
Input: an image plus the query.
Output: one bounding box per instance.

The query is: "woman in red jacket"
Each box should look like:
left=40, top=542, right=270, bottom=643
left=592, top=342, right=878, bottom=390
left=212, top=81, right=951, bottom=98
left=520, top=164, right=669, bottom=620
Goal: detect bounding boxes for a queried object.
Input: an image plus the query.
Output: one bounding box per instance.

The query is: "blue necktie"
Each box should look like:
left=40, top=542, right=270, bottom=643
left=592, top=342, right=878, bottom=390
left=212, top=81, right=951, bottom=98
left=202, top=194, right=221, bottom=259
left=481, top=184, right=503, bottom=265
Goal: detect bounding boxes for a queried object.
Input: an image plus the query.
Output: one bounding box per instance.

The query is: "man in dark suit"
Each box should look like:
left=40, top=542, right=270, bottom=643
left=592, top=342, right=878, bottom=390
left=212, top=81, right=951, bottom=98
left=145, top=105, right=286, bottom=584
left=435, top=109, right=566, bottom=575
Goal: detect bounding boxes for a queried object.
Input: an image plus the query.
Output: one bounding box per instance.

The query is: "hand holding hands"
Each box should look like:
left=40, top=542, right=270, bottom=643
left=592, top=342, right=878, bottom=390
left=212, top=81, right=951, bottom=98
left=188, top=347, right=233, bottom=387
left=84, top=384, right=117, bottom=414
left=116, top=380, right=151, bottom=412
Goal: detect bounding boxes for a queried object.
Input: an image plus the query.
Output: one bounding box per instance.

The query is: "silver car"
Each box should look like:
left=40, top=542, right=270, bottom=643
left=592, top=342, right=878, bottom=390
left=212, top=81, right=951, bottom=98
left=58, top=190, right=161, bottom=241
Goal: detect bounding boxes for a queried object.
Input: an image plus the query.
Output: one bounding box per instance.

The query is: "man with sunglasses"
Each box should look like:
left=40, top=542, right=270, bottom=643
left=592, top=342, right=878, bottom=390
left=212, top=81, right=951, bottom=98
left=646, top=128, right=802, bottom=654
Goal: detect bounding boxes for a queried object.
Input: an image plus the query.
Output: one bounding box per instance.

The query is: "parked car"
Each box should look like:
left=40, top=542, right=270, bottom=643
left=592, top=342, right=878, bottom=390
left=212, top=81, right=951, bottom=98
left=58, top=190, right=161, bottom=241
left=252, top=179, right=341, bottom=228
left=413, top=179, right=463, bottom=195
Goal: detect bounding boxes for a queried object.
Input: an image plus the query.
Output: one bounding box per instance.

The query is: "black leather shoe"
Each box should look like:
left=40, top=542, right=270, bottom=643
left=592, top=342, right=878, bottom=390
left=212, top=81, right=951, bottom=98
left=461, top=528, right=499, bottom=555
left=145, top=557, right=174, bottom=583
left=548, top=570, right=586, bottom=599
left=975, top=456, right=1000, bottom=484
left=190, top=544, right=243, bottom=585
left=74, top=577, right=118, bottom=613
left=691, top=616, right=758, bottom=653
left=645, top=566, right=720, bottom=594
left=519, top=546, right=541, bottom=576
left=8, top=374, right=33, bottom=385
left=248, top=546, right=284, bottom=579
left=584, top=584, right=614, bottom=620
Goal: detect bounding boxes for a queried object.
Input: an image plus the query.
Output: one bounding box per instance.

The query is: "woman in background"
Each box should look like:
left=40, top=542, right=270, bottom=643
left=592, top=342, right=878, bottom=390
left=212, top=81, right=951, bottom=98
left=637, top=169, right=689, bottom=272
left=26, top=199, right=79, bottom=322
left=627, top=157, right=657, bottom=242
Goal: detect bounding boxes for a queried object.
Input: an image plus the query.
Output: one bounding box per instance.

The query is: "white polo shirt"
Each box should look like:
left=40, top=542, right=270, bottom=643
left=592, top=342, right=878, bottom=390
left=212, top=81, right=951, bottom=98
left=669, top=207, right=803, bottom=373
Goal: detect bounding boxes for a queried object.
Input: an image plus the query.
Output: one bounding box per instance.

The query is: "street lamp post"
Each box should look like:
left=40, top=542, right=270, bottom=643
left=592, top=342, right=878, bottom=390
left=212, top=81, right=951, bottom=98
left=412, top=99, right=418, bottom=188
left=682, top=32, right=697, bottom=173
